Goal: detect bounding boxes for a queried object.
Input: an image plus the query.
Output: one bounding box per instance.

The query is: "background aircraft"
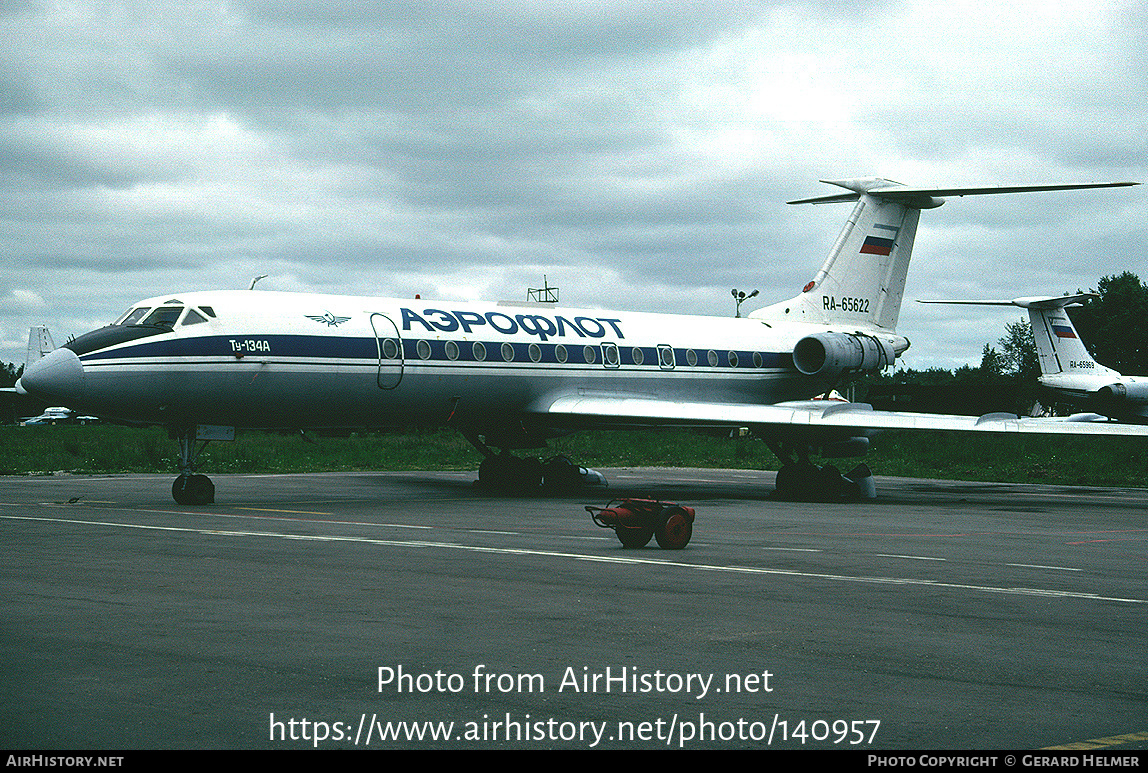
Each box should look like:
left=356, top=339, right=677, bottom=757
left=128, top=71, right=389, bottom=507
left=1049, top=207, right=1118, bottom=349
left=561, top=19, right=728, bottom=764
left=0, top=326, right=57, bottom=422
left=18, top=406, right=99, bottom=426
left=15, top=178, right=1147, bottom=505
left=920, top=293, right=1148, bottom=423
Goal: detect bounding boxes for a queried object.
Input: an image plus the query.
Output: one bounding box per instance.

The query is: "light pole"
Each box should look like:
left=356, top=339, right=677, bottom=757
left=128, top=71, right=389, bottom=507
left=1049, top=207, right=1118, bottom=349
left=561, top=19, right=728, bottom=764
left=732, top=288, right=758, bottom=318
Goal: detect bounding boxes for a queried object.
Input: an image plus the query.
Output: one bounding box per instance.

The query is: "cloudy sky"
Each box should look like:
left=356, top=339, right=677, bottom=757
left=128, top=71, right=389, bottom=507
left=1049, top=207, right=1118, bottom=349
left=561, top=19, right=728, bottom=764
left=2, top=0, right=1145, bottom=370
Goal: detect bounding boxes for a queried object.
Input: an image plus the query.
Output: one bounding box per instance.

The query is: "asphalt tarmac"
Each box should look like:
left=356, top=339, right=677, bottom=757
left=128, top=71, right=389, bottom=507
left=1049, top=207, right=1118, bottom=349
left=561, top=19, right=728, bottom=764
left=1, top=468, right=1146, bottom=750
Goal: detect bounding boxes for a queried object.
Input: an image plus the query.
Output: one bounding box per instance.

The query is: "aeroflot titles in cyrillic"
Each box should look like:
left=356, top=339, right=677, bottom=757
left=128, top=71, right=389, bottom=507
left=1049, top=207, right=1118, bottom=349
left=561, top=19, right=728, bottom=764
left=401, top=308, right=625, bottom=341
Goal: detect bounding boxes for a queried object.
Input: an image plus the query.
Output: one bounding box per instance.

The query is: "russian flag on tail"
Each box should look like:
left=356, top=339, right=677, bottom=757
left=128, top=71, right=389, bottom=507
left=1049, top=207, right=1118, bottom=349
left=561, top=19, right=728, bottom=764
left=859, top=224, right=900, bottom=256
left=860, top=236, right=895, bottom=255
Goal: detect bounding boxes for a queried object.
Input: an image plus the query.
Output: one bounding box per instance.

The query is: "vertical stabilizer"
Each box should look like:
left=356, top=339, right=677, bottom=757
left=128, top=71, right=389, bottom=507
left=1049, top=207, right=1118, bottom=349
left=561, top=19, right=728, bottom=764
left=26, top=326, right=54, bottom=369
left=752, top=189, right=920, bottom=330
left=751, top=178, right=930, bottom=331
left=1022, top=295, right=1117, bottom=378
left=752, top=178, right=1138, bottom=334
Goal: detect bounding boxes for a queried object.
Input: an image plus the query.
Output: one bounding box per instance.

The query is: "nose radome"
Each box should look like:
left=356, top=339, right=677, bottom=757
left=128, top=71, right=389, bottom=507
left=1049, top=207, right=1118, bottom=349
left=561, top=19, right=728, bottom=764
left=16, top=347, right=85, bottom=405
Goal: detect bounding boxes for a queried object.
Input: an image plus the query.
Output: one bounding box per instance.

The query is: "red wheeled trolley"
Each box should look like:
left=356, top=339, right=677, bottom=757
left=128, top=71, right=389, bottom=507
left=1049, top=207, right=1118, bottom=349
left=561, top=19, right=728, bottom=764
left=585, top=498, right=696, bottom=550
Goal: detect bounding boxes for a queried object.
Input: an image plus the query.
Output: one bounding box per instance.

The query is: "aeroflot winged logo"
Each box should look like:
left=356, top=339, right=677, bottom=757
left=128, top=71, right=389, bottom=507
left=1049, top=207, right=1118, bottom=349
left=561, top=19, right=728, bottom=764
left=306, top=311, right=352, bottom=327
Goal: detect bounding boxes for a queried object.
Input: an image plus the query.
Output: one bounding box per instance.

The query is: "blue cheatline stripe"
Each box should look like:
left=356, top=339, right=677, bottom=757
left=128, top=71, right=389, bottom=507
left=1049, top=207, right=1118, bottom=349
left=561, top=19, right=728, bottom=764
left=80, top=334, right=375, bottom=361
left=79, top=334, right=793, bottom=370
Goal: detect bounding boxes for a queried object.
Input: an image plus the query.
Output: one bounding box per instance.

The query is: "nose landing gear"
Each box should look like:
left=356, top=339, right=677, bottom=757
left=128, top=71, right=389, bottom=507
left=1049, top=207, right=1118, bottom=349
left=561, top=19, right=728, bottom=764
left=169, top=425, right=231, bottom=505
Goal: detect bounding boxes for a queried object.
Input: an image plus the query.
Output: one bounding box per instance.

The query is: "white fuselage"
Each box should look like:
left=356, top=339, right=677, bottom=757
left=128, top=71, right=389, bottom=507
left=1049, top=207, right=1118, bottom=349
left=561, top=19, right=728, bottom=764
left=33, top=289, right=898, bottom=434
left=1039, top=371, right=1148, bottom=422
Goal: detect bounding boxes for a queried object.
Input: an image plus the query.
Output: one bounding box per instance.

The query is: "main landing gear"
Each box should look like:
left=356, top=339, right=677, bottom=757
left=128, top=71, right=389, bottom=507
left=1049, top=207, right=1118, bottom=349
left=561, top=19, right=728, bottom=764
left=476, top=451, right=608, bottom=492
left=464, top=431, right=607, bottom=493
left=767, top=441, right=876, bottom=502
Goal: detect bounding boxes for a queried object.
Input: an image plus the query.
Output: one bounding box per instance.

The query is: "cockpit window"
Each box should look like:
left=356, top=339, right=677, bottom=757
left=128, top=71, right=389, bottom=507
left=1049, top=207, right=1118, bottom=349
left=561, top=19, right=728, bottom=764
left=142, top=307, right=183, bottom=328
left=182, top=309, right=208, bottom=326
left=117, top=307, right=149, bottom=326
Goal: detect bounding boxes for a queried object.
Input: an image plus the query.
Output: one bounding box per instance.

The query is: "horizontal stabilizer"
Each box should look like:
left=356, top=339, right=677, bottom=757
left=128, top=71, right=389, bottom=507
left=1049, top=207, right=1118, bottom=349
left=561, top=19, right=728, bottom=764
left=920, top=293, right=1111, bottom=379
left=917, top=293, right=1097, bottom=309
left=789, top=179, right=1138, bottom=206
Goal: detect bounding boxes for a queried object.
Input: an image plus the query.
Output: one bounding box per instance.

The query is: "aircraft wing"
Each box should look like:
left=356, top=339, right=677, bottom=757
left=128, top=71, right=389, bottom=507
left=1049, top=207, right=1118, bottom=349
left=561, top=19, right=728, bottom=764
left=539, top=395, right=1148, bottom=437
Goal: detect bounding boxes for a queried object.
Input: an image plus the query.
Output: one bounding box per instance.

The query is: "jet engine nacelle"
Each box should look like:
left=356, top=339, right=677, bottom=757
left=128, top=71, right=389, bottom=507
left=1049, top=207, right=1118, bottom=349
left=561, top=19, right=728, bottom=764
left=1096, top=382, right=1148, bottom=405
left=793, top=332, right=895, bottom=380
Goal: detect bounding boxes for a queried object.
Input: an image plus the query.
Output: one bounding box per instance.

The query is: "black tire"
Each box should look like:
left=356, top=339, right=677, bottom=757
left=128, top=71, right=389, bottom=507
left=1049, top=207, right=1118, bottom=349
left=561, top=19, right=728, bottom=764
left=479, top=455, right=542, bottom=492
left=541, top=455, right=581, bottom=490
left=617, top=525, right=654, bottom=549
left=773, top=460, right=819, bottom=500
left=172, top=474, right=214, bottom=505
left=518, top=456, right=544, bottom=489
left=655, top=506, right=693, bottom=549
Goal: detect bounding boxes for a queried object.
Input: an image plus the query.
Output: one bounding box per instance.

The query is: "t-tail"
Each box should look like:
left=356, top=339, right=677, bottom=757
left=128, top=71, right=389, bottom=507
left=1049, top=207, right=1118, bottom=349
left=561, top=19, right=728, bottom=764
left=919, top=293, right=1120, bottom=380
left=751, top=178, right=1138, bottom=335
left=26, top=326, right=55, bottom=369
left=1022, top=295, right=1118, bottom=378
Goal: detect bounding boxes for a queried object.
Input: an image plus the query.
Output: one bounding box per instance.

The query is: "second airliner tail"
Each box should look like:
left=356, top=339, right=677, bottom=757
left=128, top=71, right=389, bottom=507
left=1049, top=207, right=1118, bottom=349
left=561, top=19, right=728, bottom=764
left=918, top=293, right=1119, bottom=379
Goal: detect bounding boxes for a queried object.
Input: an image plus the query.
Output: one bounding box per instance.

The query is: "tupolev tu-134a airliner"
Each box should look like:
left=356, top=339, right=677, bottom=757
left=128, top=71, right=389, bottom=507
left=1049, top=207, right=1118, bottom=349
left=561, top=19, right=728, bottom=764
left=15, top=177, right=1146, bottom=505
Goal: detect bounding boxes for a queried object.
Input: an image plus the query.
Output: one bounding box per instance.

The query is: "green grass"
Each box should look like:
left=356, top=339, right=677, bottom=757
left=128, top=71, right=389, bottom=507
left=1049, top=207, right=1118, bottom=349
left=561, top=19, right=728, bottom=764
left=860, top=430, right=1148, bottom=487
left=1, top=424, right=1146, bottom=487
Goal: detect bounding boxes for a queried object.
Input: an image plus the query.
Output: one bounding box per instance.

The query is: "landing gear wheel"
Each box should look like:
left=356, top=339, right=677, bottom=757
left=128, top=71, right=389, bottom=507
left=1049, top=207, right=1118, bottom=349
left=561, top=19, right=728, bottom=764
left=616, top=525, right=654, bottom=549
left=541, top=454, right=582, bottom=490
left=845, top=463, right=876, bottom=500
left=773, top=460, right=820, bottom=500
left=172, top=425, right=217, bottom=504
left=478, top=454, right=543, bottom=492
left=173, top=474, right=214, bottom=505
left=773, top=460, right=877, bottom=502
left=519, top=456, right=544, bottom=489
left=655, top=506, right=694, bottom=549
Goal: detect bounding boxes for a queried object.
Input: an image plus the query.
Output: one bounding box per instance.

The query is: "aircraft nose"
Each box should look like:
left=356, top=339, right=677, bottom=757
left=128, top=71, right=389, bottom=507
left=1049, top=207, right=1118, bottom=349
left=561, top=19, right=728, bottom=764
left=16, top=347, right=85, bottom=405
